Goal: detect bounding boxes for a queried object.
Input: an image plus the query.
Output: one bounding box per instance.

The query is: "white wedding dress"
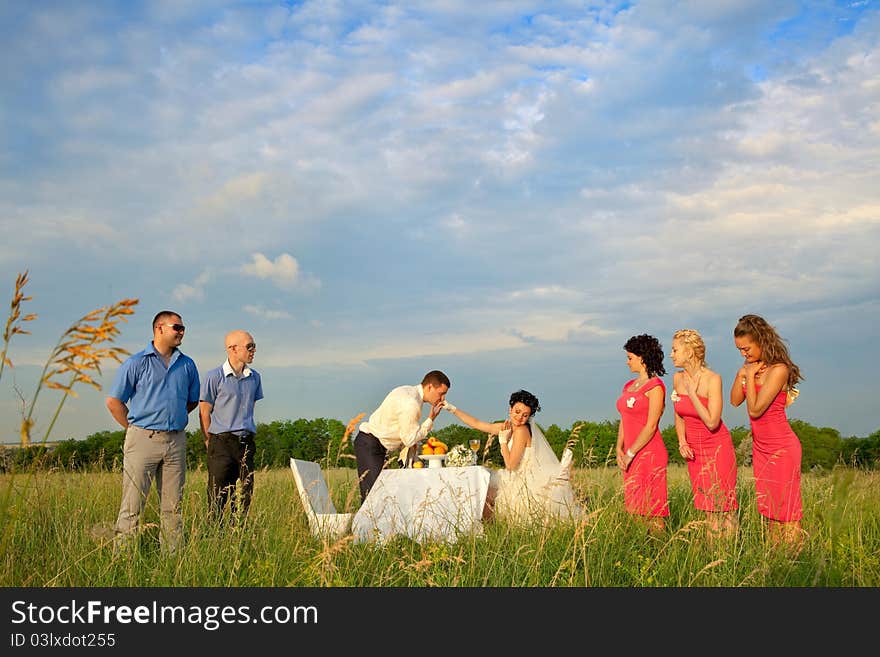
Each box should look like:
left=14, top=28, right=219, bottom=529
left=490, top=419, right=582, bottom=525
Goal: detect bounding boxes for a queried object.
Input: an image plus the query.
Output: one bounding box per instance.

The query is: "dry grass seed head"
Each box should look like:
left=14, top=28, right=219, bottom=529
left=2, top=270, right=37, bottom=371
left=344, top=412, right=366, bottom=441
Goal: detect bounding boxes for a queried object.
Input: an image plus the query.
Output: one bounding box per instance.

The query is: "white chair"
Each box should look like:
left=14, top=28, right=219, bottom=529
left=557, top=448, right=574, bottom=481
left=289, top=458, right=353, bottom=540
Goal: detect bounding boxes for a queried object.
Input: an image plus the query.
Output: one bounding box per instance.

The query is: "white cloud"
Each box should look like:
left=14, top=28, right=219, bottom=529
left=243, top=304, right=292, bottom=320
left=171, top=283, right=203, bottom=303
left=240, top=253, right=320, bottom=291
left=257, top=328, right=525, bottom=367
left=54, top=67, right=134, bottom=98
left=195, top=172, right=268, bottom=216
left=172, top=269, right=212, bottom=302
left=507, top=285, right=580, bottom=301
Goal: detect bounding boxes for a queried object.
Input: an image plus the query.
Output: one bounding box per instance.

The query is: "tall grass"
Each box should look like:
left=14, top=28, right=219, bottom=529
left=1, top=463, right=877, bottom=587
left=0, top=270, right=137, bottom=559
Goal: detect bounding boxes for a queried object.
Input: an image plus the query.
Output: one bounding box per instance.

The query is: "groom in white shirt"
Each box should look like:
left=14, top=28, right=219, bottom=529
left=353, top=370, right=450, bottom=502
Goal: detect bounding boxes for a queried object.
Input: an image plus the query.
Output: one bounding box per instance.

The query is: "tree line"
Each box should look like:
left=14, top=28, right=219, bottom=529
left=2, top=418, right=878, bottom=473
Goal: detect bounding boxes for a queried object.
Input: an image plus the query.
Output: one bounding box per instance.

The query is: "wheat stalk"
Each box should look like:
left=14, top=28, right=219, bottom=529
left=481, top=431, right=495, bottom=463
left=21, top=298, right=139, bottom=446
left=332, top=411, right=366, bottom=466
left=0, top=270, right=37, bottom=383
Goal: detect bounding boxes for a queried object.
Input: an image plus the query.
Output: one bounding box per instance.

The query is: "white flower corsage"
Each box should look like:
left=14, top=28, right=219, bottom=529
left=670, top=389, right=680, bottom=403
left=626, top=397, right=636, bottom=408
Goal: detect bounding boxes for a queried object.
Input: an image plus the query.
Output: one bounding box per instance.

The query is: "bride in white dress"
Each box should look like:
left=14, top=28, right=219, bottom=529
left=443, top=390, right=581, bottom=525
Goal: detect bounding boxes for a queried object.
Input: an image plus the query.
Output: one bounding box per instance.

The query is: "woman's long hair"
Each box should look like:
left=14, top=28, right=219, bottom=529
left=734, top=314, right=802, bottom=390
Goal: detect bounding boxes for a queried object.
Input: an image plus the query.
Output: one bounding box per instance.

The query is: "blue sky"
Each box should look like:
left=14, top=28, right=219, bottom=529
left=1, top=1, right=878, bottom=443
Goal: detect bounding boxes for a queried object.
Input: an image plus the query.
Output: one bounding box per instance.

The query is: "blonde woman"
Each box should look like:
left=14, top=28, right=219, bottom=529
left=670, top=329, right=738, bottom=537
left=730, top=314, right=804, bottom=547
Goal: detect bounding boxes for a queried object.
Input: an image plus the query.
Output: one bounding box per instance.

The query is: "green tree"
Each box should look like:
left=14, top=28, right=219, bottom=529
left=252, top=418, right=345, bottom=468
left=661, top=424, right=680, bottom=464
left=729, top=425, right=750, bottom=449
left=839, top=429, right=880, bottom=469
left=791, top=420, right=844, bottom=470
left=571, top=419, right=620, bottom=467
left=186, top=430, right=206, bottom=469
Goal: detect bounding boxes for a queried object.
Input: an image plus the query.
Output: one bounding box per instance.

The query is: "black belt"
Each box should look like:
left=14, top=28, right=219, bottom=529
left=213, top=431, right=255, bottom=439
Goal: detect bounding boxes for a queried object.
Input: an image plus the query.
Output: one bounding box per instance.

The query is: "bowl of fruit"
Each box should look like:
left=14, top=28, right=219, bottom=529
left=418, top=436, right=449, bottom=468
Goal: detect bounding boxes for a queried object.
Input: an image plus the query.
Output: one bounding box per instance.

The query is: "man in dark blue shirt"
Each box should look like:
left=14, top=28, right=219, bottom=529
left=106, top=310, right=199, bottom=553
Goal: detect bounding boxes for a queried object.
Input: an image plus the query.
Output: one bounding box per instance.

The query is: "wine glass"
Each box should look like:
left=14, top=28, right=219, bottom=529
left=468, top=438, right=481, bottom=465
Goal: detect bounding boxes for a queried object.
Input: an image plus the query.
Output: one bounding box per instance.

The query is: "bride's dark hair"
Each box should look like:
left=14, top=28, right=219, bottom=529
left=509, top=389, right=541, bottom=414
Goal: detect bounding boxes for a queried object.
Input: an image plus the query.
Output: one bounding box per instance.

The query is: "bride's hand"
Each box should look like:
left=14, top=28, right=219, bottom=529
left=442, top=400, right=457, bottom=413
left=498, top=420, right=512, bottom=446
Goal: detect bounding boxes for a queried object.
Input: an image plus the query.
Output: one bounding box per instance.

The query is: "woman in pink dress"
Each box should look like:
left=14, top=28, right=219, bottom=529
left=616, top=334, right=668, bottom=532
left=729, top=314, right=804, bottom=546
left=670, top=329, right=738, bottom=538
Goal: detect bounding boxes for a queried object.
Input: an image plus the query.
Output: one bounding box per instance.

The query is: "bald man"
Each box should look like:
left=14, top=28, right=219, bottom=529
left=199, top=330, right=263, bottom=521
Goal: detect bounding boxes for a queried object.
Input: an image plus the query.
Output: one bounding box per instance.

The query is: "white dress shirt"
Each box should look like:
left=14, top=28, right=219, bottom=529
left=359, top=384, right=433, bottom=452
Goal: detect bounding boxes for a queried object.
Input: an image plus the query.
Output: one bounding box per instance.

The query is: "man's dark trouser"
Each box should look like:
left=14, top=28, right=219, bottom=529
left=207, top=431, right=256, bottom=519
left=353, top=431, right=387, bottom=502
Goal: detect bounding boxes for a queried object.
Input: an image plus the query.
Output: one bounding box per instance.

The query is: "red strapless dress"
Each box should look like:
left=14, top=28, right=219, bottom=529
left=673, top=394, right=738, bottom=512
left=747, top=384, right=802, bottom=522
left=616, top=377, right=669, bottom=517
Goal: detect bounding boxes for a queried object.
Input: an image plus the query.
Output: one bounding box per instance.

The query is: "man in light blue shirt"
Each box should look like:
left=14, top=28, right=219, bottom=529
left=199, top=329, right=263, bottom=521
left=106, top=310, right=199, bottom=552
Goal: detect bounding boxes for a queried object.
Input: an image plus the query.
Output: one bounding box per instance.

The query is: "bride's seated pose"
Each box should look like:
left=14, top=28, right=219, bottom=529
left=443, top=390, right=581, bottom=525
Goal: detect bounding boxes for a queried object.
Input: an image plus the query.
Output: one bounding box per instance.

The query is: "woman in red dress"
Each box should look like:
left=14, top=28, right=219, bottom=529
left=616, top=334, right=668, bottom=533
left=729, top=314, right=804, bottom=546
left=670, top=328, right=738, bottom=538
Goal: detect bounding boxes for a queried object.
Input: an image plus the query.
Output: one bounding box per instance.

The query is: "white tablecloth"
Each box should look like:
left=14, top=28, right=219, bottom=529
left=352, top=466, right=491, bottom=544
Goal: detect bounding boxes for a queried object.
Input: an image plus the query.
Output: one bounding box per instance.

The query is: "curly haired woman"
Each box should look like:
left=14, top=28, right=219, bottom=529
left=616, top=334, right=669, bottom=533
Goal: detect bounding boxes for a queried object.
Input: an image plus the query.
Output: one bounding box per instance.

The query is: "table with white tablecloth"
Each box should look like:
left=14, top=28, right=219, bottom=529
left=351, top=466, right=491, bottom=544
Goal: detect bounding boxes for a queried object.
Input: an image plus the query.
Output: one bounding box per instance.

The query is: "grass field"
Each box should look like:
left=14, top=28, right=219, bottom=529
left=2, top=464, right=878, bottom=587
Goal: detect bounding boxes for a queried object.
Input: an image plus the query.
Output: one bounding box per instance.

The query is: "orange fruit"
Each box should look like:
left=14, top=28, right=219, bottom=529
left=421, top=444, right=434, bottom=455
left=433, top=444, right=447, bottom=455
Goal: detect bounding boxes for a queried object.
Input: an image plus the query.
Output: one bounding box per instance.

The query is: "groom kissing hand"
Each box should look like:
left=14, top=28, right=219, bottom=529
left=353, top=370, right=450, bottom=502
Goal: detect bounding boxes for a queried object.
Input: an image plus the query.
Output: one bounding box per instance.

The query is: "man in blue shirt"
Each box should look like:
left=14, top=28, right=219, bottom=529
left=106, top=310, right=199, bottom=553
left=199, top=329, right=263, bottom=521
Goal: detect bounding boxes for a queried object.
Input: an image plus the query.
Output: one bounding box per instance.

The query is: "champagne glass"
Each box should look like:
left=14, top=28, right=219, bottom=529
left=468, top=438, right=481, bottom=465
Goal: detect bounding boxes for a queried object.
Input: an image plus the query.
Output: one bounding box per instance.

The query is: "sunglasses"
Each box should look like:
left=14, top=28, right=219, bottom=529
left=229, top=343, right=257, bottom=351
left=161, top=323, right=186, bottom=332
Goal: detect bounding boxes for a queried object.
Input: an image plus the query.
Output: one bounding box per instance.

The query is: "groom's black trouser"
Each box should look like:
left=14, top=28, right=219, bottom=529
left=353, top=431, right=387, bottom=502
